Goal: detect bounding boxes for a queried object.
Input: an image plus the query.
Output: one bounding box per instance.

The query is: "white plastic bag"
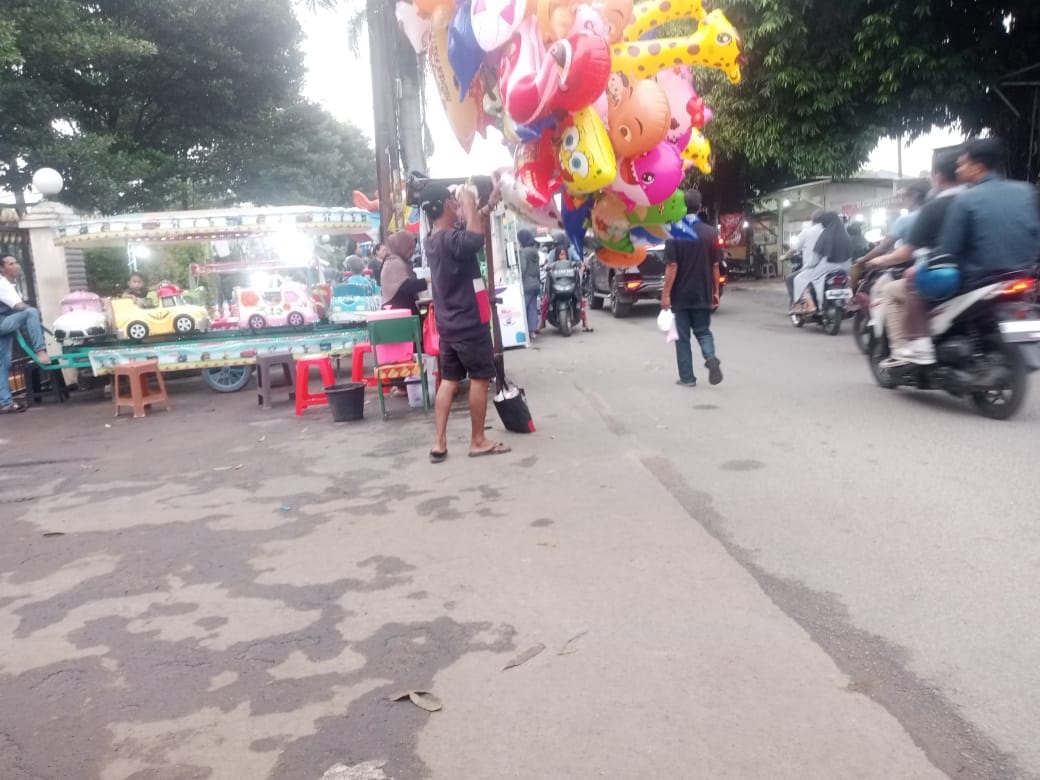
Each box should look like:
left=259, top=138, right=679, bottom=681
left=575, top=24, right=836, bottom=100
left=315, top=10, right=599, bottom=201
left=666, top=323, right=679, bottom=344
left=657, top=308, right=675, bottom=333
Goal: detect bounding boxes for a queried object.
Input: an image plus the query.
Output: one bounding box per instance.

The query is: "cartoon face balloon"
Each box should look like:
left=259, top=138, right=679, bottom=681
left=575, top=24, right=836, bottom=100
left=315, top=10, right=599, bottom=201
left=558, top=106, right=617, bottom=194
left=611, top=141, right=684, bottom=210
left=606, top=74, right=671, bottom=159
left=598, top=0, right=635, bottom=44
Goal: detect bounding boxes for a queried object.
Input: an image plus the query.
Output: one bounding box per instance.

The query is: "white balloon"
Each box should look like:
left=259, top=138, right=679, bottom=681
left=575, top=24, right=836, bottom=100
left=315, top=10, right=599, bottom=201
left=396, top=1, right=431, bottom=54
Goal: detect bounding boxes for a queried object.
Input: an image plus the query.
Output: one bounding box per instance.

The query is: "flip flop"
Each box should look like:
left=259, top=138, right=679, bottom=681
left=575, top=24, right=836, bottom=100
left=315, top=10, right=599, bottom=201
left=468, top=441, right=511, bottom=458
left=429, top=449, right=448, bottom=463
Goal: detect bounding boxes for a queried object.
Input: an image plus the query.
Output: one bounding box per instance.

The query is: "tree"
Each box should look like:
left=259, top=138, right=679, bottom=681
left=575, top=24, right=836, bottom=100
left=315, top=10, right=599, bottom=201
left=1, top=0, right=377, bottom=214
left=0, top=0, right=155, bottom=213
left=690, top=0, right=1040, bottom=210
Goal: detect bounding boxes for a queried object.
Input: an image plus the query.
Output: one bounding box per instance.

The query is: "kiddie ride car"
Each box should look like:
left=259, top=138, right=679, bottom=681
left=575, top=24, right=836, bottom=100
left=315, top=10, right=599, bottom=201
left=111, top=284, right=211, bottom=342
left=52, top=291, right=111, bottom=344
left=235, top=278, right=322, bottom=330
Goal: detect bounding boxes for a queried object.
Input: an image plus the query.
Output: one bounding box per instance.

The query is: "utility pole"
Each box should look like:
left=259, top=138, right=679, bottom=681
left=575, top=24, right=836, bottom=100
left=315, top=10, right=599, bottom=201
left=367, top=0, right=398, bottom=241
left=366, top=0, right=427, bottom=240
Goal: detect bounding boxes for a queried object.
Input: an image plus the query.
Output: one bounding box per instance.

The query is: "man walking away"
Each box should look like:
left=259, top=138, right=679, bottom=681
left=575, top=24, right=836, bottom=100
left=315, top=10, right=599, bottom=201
left=421, top=183, right=511, bottom=462
left=516, top=229, right=541, bottom=341
left=0, top=255, right=50, bottom=414
left=661, top=190, right=723, bottom=387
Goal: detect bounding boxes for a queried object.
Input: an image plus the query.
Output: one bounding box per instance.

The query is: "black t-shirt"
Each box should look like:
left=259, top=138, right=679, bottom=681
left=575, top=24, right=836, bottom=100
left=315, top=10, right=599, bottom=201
left=907, top=196, right=956, bottom=248
left=665, top=221, right=722, bottom=309
left=425, top=227, right=487, bottom=341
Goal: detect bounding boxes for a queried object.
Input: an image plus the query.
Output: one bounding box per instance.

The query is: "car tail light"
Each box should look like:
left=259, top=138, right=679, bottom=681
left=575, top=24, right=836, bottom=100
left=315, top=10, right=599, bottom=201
left=625, top=280, right=641, bottom=290
left=1001, top=279, right=1035, bottom=296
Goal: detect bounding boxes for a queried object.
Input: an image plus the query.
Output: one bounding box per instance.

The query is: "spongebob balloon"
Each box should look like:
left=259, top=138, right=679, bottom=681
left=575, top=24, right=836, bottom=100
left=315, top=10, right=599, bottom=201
left=558, top=106, right=617, bottom=194
left=610, top=9, right=745, bottom=84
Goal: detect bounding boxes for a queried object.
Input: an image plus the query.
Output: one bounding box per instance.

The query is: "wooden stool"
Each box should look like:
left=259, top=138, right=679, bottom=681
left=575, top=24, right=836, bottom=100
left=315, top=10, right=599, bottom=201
left=295, top=355, right=336, bottom=416
left=112, top=359, right=170, bottom=419
left=256, top=352, right=296, bottom=410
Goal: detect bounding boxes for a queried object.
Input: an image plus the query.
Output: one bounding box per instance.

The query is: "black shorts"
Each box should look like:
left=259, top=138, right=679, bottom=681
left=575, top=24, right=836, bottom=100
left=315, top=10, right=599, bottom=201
left=440, top=330, right=496, bottom=382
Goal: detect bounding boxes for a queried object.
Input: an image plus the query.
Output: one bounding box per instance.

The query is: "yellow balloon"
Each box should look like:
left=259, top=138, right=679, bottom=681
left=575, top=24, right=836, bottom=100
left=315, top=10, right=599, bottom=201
left=559, top=106, right=617, bottom=194
left=681, top=127, right=712, bottom=174
left=610, top=9, right=744, bottom=84
left=623, top=0, right=707, bottom=42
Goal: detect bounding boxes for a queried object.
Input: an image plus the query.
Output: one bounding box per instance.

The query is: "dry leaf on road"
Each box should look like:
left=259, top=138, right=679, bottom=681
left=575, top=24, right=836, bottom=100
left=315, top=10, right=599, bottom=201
left=389, top=690, right=442, bottom=712
left=503, top=643, right=546, bottom=671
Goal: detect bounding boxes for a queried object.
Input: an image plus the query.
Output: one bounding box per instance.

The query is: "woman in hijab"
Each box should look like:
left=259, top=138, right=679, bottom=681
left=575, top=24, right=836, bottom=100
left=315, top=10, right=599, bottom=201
left=380, top=230, right=427, bottom=315
left=791, top=211, right=852, bottom=312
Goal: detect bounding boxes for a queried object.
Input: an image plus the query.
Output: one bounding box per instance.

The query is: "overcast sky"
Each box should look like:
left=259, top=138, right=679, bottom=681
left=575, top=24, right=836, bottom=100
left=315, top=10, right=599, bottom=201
left=295, top=4, right=965, bottom=187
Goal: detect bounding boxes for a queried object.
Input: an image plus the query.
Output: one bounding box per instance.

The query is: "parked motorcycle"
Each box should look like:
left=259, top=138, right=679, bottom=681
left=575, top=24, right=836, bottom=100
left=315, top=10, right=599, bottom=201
left=867, top=265, right=1040, bottom=419
left=788, top=253, right=853, bottom=335
left=542, top=256, right=583, bottom=337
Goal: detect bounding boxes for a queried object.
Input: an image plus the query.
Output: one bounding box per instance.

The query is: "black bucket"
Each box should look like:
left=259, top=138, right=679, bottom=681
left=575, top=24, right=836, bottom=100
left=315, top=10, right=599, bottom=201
left=325, top=382, right=366, bottom=422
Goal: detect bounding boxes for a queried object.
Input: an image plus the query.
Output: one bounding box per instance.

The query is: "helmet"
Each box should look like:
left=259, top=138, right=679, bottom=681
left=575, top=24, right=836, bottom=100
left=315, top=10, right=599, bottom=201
left=914, top=255, right=961, bottom=301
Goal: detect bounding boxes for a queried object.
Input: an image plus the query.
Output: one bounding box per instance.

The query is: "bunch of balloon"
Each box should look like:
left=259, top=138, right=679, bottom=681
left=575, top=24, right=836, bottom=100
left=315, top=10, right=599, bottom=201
left=396, top=0, right=745, bottom=268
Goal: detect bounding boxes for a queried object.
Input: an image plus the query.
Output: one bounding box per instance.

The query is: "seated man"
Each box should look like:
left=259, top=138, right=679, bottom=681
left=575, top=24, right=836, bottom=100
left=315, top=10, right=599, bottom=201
left=0, top=255, right=50, bottom=414
left=867, top=151, right=965, bottom=364
left=779, top=210, right=823, bottom=306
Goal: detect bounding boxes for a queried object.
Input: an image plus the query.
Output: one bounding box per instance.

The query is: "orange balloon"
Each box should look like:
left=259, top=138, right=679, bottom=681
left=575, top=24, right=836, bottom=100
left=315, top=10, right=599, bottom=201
left=596, top=245, right=648, bottom=269
left=415, top=0, right=455, bottom=18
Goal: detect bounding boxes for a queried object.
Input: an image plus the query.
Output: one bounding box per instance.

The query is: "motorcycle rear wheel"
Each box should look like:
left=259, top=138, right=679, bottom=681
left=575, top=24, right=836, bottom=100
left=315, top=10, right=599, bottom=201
left=971, top=340, right=1027, bottom=420
left=823, top=305, right=842, bottom=335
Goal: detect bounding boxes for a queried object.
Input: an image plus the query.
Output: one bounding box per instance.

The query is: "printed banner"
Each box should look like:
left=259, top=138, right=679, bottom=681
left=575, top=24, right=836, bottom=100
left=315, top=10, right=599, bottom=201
left=87, top=329, right=368, bottom=375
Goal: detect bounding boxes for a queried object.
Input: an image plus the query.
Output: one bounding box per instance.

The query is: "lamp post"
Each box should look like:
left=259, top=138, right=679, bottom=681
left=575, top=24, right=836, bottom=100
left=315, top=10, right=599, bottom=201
left=31, top=168, right=64, bottom=200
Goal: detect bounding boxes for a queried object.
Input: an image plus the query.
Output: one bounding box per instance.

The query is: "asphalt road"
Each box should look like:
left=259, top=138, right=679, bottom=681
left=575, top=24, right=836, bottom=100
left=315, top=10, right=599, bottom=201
left=1, top=279, right=1037, bottom=779
left=570, top=279, right=1040, bottom=779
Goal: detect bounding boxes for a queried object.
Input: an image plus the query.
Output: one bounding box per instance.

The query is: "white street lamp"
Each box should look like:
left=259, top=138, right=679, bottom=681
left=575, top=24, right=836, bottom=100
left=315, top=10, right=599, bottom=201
left=32, top=168, right=64, bottom=198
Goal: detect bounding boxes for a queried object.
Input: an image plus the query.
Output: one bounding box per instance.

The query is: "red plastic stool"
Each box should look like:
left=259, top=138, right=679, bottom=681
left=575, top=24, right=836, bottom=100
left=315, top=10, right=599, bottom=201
left=295, top=355, right=336, bottom=415
left=350, top=343, right=378, bottom=388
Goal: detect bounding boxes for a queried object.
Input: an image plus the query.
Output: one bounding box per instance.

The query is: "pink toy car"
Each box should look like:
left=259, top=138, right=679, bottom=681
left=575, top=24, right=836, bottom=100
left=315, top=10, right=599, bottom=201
left=236, top=280, right=321, bottom=330
left=52, top=291, right=110, bottom=342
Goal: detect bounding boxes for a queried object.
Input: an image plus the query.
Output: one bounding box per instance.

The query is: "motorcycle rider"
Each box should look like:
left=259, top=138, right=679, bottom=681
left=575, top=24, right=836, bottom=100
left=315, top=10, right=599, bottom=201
left=540, top=236, right=591, bottom=332
left=789, top=211, right=852, bottom=314
left=895, top=137, right=1040, bottom=364
left=779, top=210, right=823, bottom=307
left=852, top=182, right=929, bottom=290
left=867, top=150, right=965, bottom=364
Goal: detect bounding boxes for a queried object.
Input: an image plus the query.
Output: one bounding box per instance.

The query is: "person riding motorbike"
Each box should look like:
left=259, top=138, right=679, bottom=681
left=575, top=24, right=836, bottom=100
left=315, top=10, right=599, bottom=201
left=540, top=238, right=592, bottom=332
left=894, top=137, right=1040, bottom=364
left=867, top=150, right=966, bottom=365
left=789, top=211, right=852, bottom=314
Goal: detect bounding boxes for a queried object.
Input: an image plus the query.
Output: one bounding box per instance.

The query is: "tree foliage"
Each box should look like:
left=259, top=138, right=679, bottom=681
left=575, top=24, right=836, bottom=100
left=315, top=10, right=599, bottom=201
left=694, top=0, right=1040, bottom=210
left=1, top=0, right=376, bottom=214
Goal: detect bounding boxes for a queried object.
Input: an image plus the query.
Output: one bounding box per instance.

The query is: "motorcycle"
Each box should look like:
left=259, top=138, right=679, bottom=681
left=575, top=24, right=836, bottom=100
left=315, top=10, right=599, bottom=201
left=849, top=267, right=889, bottom=354
left=867, top=265, right=1040, bottom=419
left=788, top=253, right=853, bottom=335
left=542, top=256, right=583, bottom=337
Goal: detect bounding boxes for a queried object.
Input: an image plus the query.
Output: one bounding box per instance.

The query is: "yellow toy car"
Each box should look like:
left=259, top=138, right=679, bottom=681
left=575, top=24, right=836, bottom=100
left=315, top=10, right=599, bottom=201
left=112, top=283, right=210, bottom=342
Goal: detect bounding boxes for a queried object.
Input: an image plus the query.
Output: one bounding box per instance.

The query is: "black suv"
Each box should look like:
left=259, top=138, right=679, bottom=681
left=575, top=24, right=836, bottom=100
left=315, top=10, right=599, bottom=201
left=586, top=245, right=726, bottom=317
